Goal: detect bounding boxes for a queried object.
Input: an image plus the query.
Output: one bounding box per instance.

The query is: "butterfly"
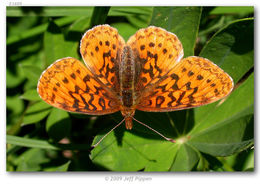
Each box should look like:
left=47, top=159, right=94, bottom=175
left=37, top=25, right=234, bottom=146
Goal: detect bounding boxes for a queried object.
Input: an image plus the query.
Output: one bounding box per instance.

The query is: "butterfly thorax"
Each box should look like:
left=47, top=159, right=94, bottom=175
left=119, top=45, right=137, bottom=129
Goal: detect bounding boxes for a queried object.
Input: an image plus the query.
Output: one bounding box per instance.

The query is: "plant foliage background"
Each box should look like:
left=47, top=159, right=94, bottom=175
left=6, top=6, right=254, bottom=171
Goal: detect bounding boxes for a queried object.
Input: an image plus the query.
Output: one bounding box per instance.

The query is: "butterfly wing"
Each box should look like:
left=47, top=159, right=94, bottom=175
left=80, top=25, right=125, bottom=94
left=136, top=56, right=234, bottom=111
left=37, top=58, right=120, bottom=115
left=127, top=26, right=184, bottom=92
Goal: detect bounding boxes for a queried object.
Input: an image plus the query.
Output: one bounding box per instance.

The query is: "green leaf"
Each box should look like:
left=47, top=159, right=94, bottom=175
left=7, top=95, right=25, bottom=132
left=15, top=148, right=50, bottom=171
left=126, top=14, right=151, bottom=28
left=199, top=18, right=254, bottom=83
left=198, top=153, right=223, bottom=171
left=44, top=19, right=85, bottom=66
left=242, top=149, right=254, bottom=171
left=44, top=161, right=71, bottom=172
left=189, top=115, right=253, bottom=156
left=189, top=73, right=254, bottom=156
left=20, top=64, right=42, bottom=85
left=170, top=143, right=199, bottom=171
left=91, top=126, right=175, bottom=171
left=7, top=135, right=59, bottom=150
left=144, top=144, right=179, bottom=171
left=7, top=16, right=39, bottom=36
left=210, top=6, right=254, bottom=15
left=44, top=21, right=67, bottom=66
left=91, top=122, right=198, bottom=171
left=7, top=95, right=24, bottom=116
left=64, top=16, right=91, bottom=59
left=90, top=7, right=110, bottom=26
left=23, top=101, right=52, bottom=125
left=193, top=18, right=254, bottom=129
left=7, top=135, right=89, bottom=150
left=7, top=40, right=44, bottom=88
left=46, top=109, right=71, bottom=142
left=111, top=22, right=138, bottom=41
left=193, top=72, right=254, bottom=131
left=67, top=16, right=91, bottom=33
left=20, top=89, right=41, bottom=101
left=108, top=7, right=152, bottom=16
left=7, top=16, right=80, bottom=45
left=150, top=7, right=202, bottom=57
left=6, top=67, right=25, bottom=88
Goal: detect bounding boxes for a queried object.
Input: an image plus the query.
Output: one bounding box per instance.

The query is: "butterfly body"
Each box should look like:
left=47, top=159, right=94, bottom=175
left=119, top=45, right=138, bottom=129
left=38, top=25, right=233, bottom=132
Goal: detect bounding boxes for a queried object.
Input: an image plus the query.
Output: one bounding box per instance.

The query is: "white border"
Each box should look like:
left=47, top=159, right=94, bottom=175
left=2, top=1, right=259, bottom=186
left=4, top=0, right=258, bottom=6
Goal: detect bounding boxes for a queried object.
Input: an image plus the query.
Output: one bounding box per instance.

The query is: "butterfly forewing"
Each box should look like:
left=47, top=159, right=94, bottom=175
left=127, top=26, right=184, bottom=92
left=80, top=25, right=125, bottom=94
left=37, top=57, right=120, bottom=115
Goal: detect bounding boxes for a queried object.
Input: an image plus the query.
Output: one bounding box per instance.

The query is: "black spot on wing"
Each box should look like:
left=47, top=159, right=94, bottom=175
left=156, top=96, right=165, bottom=108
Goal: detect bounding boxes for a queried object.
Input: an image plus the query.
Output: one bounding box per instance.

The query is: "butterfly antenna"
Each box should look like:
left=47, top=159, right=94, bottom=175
left=132, top=117, right=175, bottom=143
left=92, top=118, right=126, bottom=148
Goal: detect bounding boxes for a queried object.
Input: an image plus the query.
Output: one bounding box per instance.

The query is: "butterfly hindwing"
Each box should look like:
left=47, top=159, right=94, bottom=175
left=136, top=56, right=234, bottom=112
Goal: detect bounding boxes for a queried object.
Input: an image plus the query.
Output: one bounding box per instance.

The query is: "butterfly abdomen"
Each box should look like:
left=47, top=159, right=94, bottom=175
left=119, top=46, right=135, bottom=108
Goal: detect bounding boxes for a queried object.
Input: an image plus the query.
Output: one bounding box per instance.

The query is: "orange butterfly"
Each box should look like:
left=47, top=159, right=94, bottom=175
left=37, top=25, right=233, bottom=146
